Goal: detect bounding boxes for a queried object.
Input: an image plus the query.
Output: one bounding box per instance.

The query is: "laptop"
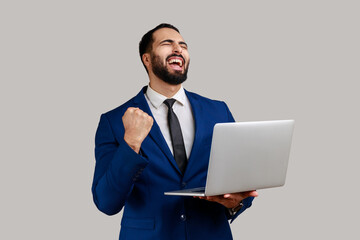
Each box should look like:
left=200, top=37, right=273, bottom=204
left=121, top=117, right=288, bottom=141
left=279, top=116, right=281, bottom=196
left=164, top=120, right=295, bottom=196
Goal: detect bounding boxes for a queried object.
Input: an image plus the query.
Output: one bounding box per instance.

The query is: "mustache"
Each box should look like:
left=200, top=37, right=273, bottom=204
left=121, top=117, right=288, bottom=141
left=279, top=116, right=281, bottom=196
left=166, top=54, right=185, bottom=64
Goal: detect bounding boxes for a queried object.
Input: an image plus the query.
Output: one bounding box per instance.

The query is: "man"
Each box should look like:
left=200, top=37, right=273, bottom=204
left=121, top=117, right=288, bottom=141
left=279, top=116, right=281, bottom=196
left=92, top=23, right=258, bottom=240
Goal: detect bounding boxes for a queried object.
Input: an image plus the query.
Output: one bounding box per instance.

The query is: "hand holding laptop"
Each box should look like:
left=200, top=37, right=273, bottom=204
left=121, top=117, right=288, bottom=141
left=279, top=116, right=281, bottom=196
left=195, top=190, right=258, bottom=208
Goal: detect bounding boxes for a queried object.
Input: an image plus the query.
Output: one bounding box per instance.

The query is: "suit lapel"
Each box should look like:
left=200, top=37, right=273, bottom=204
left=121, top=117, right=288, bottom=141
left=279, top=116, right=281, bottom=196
left=133, top=87, right=182, bottom=175
left=184, top=90, right=206, bottom=174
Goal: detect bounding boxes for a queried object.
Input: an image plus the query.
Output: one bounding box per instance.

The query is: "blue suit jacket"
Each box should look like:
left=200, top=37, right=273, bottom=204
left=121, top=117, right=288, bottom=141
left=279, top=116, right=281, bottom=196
left=92, top=86, right=254, bottom=240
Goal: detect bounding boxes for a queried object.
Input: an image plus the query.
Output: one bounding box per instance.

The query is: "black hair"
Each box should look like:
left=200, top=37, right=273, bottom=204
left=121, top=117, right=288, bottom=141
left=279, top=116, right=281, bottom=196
left=139, top=23, right=180, bottom=72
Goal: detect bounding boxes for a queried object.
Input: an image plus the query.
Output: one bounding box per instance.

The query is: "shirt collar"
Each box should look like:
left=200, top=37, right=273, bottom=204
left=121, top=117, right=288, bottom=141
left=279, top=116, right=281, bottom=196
left=146, top=85, right=186, bottom=109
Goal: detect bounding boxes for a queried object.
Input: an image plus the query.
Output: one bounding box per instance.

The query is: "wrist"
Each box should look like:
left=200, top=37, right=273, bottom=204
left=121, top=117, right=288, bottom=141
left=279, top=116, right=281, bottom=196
left=124, top=136, right=141, bottom=153
left=229, top=201, right=243, bottom=216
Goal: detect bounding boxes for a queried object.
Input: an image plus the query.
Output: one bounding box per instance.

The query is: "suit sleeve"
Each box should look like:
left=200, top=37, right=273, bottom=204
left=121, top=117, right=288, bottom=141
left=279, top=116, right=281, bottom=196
left=223, top=101, right=235, bottom=122
left=91, top=114, right=149, bottom=215
left=222, top=102, right=255, bottom=223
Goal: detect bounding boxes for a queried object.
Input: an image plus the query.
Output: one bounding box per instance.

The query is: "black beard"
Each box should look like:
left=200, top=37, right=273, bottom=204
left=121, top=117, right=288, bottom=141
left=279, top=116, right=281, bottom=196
left=151, top=54, right=189, bottom=85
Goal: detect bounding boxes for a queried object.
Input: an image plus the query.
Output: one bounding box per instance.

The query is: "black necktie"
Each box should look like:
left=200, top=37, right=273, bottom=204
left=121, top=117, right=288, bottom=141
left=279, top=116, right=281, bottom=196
left=164, top=99, right=187, bottom=174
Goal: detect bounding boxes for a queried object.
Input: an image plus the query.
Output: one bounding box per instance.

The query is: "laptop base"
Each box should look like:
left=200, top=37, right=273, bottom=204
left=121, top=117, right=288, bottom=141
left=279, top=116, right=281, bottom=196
left=164, top=187, right=206, bottom=196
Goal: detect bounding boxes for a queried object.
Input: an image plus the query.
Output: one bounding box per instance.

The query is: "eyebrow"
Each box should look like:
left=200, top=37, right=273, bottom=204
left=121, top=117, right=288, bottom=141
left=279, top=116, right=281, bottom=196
left=160, top=39, right=188, bottom=47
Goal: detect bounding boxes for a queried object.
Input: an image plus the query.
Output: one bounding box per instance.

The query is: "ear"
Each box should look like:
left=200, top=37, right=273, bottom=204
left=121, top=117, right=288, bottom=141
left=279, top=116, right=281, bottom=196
left=142, top=53, right=151, bottom=68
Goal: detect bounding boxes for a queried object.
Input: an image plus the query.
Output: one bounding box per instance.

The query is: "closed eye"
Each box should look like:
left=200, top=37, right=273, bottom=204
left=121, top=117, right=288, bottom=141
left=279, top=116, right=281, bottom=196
left=160, top=40, right=174, bottom=45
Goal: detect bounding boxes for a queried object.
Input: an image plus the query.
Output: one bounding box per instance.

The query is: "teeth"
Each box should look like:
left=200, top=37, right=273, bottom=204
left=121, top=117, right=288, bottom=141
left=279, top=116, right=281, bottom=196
left=168, top=58, right=183, bottom=67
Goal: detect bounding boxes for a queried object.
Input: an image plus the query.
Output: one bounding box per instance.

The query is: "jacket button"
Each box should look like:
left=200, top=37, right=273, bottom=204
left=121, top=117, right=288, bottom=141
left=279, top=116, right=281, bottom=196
left=180, top=214, right=186, bottom=221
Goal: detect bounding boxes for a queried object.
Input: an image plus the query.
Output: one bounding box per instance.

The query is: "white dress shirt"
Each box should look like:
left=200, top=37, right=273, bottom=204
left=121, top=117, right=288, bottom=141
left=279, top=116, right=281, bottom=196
left=145, top=85, right=195, bottom=159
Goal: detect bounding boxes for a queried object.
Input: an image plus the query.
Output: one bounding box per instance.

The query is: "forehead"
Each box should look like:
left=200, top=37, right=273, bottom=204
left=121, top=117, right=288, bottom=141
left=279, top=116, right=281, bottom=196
left=152, top=28, right=185, bottom=45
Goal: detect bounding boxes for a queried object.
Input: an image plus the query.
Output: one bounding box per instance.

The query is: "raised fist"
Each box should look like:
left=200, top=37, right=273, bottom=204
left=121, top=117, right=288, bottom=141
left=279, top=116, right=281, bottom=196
left=122, top=107, right=154, bottom=153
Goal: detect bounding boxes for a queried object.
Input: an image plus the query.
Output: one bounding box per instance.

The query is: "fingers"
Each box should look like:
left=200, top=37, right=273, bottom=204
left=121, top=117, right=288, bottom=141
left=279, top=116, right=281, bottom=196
left=194, top=191, right=259, bottom=208
left=249, top=190, right=259, bottom=197
left=124, top=108, right=153, bottom=125
left=201, top=195, right=235, bottom=208
left=224, top=191, right=258, bottom=200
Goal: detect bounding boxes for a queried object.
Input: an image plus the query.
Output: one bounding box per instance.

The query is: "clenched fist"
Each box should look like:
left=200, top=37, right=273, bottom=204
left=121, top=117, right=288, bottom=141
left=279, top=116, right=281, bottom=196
left=123, top=107, right=154, bottom=153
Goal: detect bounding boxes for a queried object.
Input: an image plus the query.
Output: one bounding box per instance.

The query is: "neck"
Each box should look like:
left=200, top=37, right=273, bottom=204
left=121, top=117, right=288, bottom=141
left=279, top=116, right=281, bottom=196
left=148, top=73, right=181, bottom=98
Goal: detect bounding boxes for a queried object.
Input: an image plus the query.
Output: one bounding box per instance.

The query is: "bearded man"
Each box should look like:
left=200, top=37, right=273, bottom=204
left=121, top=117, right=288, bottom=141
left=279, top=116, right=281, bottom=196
left=92, top=23, right=257, bottom=240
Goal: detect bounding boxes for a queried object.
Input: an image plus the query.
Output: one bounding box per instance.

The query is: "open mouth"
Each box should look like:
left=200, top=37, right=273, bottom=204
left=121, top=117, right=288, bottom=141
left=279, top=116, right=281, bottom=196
left=167, top=56, right=184, bottom=71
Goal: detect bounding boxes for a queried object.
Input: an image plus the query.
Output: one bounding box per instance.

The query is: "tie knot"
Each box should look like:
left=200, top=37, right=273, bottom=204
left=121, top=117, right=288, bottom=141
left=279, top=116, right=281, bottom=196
left=164, top=98, right=176, bottom=109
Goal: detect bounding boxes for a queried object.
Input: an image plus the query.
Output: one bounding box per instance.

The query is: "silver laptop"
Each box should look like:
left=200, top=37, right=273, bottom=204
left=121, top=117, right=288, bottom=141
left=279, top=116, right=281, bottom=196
left=164, top=120, right=295, bottom=196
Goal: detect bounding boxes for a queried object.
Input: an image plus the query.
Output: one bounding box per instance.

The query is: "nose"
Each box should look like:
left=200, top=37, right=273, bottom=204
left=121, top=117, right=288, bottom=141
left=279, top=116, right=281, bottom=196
left=173, top=43, right=182, bottom=54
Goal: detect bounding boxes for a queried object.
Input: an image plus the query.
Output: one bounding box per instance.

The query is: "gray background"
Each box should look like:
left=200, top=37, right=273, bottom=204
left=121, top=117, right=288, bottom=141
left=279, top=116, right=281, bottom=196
left=1, top=0, right=359, bottom=239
